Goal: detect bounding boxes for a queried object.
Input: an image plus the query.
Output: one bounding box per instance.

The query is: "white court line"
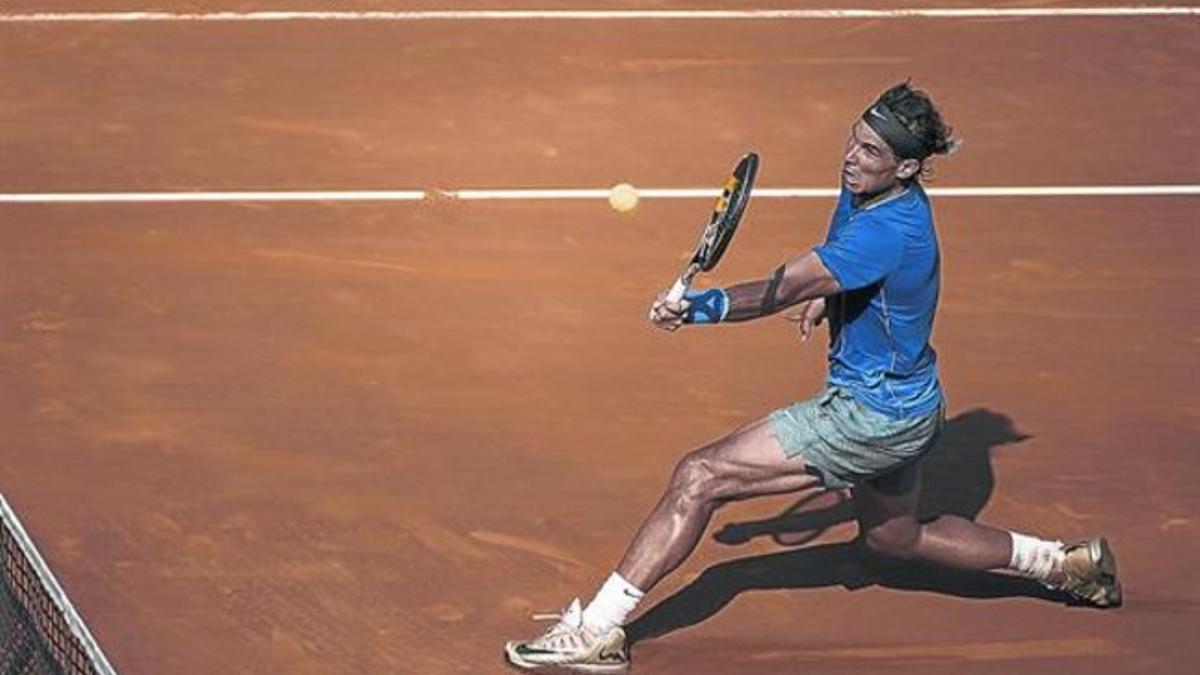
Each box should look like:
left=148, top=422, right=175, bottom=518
left=2, top=7, right=1200, bottom=22
left=453, top=186, right=1200, bottom=199
left=4, top=185, right=1200, bottom=204
left=0, top=190, right=427, bottom=204
left=451, top=185, right=1200, bottom=199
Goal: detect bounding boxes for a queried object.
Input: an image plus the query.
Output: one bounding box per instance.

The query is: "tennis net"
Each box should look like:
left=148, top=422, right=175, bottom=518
left=0, top=492, right=117, bottom=675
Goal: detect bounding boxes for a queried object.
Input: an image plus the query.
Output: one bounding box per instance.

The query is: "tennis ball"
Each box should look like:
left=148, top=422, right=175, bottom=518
left=608, top=183, right=640, bottom=212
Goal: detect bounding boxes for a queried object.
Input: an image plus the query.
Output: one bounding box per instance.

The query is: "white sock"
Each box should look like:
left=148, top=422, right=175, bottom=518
left=1008, top=532, right=1065, bottom=582
left=582, top=572, right=645, bottom=633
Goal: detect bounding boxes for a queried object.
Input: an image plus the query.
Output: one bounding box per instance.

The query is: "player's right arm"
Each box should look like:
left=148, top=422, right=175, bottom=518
left=783, top=297, right=827, bottom=342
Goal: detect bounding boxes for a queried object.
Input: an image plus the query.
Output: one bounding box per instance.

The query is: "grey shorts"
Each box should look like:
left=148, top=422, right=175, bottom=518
left=768, top=387, right=944, bottom=490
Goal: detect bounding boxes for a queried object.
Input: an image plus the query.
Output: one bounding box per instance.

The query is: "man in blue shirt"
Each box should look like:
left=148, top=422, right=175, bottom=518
left=817, top=182, right=943, bottom=421
left=505, top=83, right=1121, bottom=672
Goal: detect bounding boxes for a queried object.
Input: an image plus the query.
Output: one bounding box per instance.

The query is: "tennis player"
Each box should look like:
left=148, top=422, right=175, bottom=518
left=504, top=82, right=1121, bottom=672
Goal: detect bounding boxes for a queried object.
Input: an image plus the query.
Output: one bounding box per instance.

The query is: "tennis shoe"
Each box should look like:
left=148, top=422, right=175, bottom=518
left=504, top=598, right=629, bottom=672
left=1055, top=536, right=1122, bottom=608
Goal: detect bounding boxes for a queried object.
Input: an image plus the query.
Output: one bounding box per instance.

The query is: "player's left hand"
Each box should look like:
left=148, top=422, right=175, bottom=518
left=649, top=291, right=690, bottom=332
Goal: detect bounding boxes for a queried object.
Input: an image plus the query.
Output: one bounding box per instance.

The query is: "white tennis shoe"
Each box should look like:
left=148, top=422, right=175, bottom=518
left=504, top=598, right=629, bottom=672
left=1055, top=536, right=1122, bottom=608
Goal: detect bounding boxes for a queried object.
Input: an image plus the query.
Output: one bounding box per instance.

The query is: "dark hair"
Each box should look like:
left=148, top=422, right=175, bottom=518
left=876, top=81, right=959, bottom=170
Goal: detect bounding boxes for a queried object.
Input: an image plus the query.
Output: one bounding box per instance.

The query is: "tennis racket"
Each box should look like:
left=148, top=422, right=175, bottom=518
left=661, top=152, right=759, bottom=306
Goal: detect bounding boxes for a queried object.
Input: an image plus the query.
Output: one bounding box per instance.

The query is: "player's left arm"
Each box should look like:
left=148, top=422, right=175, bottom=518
left=726, top=214, right=906, bottom=323
left=722, top=251, right=841, bottom=322
left=649, top=251, right=839, bottom=330
left=652, top=215, right=904, bottom=330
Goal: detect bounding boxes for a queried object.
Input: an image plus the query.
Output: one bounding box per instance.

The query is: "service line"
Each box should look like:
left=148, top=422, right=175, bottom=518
left=4, top=185, right=1200, bottom=204
left=2, top=7, right=1200, bottom=23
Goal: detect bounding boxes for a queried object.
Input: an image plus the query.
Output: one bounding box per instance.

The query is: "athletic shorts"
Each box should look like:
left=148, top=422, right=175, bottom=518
left=768, top=386, right=944, bottom=490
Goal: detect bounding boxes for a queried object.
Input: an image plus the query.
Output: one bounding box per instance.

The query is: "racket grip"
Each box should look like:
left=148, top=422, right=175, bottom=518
left=665, top=278, right=689, bottom=304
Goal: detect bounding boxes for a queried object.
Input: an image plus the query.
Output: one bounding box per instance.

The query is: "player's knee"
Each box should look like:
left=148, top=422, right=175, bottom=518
left=861, top=521, right=921, bottom=560
left=668, top=450, right=723, bottom=507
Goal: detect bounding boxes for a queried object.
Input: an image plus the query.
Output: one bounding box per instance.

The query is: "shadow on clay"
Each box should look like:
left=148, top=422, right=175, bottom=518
left=627, top=408, right=1063, bottom=646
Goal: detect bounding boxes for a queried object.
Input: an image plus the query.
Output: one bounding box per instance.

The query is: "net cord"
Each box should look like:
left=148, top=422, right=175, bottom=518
left=0, top=492, right=118, bottom=675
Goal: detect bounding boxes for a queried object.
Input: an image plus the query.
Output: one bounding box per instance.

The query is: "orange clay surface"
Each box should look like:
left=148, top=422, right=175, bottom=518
left=2, top=4, right=1199, bottom=674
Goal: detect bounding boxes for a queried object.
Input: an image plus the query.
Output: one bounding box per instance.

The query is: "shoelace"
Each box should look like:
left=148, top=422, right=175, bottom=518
left=531, top=612, right=580, bottom=638
left=525, top=607, right=596, bottom=652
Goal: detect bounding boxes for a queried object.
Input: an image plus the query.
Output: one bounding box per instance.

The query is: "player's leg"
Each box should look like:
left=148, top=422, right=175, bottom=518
left=505, top=414, right=821, bottom=671
left=854, top=463, right=1122, bottom=607
left=614, top=414, right=821, bottom=593
left=853, top=462, right=1012, bottom=569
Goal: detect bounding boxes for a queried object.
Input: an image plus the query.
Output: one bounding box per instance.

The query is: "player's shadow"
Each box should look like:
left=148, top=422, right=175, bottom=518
left=627, top=408, right=1057, bottom=646
left=712, top=407, right=1028, bottom=547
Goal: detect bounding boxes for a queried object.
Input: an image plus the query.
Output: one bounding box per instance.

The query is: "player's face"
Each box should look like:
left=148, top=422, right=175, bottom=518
left=841, top=120, right=901, bottom=197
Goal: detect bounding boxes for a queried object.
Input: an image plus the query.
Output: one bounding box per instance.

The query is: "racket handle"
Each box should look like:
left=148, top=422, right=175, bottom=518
left=665, top=278, right=689, bottom=304
left=647, top=276, right=690, bottom=321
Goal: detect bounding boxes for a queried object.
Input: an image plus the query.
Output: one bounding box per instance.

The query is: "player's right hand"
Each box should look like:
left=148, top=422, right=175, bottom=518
left=649, top=291, right=689, bottom=332
left=783, top=297, right=827, bottom=342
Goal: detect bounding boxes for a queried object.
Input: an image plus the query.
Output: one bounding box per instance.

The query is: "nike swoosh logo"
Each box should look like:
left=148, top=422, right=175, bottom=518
left=869, top=106, right=887, bottom=120
left=514, top=645, right=557, bottom=656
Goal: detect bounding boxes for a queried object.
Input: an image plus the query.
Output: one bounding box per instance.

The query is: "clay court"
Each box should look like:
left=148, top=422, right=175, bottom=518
left=2, top=2, right=1199, bottom=674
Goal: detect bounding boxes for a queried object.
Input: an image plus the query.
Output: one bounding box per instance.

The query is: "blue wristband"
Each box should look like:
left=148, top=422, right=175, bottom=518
left=684, top=288, right=730, bottom=324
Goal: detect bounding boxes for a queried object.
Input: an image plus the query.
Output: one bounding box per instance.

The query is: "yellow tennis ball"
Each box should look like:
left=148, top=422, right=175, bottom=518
left=608, top=182, right=640, bottom=212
